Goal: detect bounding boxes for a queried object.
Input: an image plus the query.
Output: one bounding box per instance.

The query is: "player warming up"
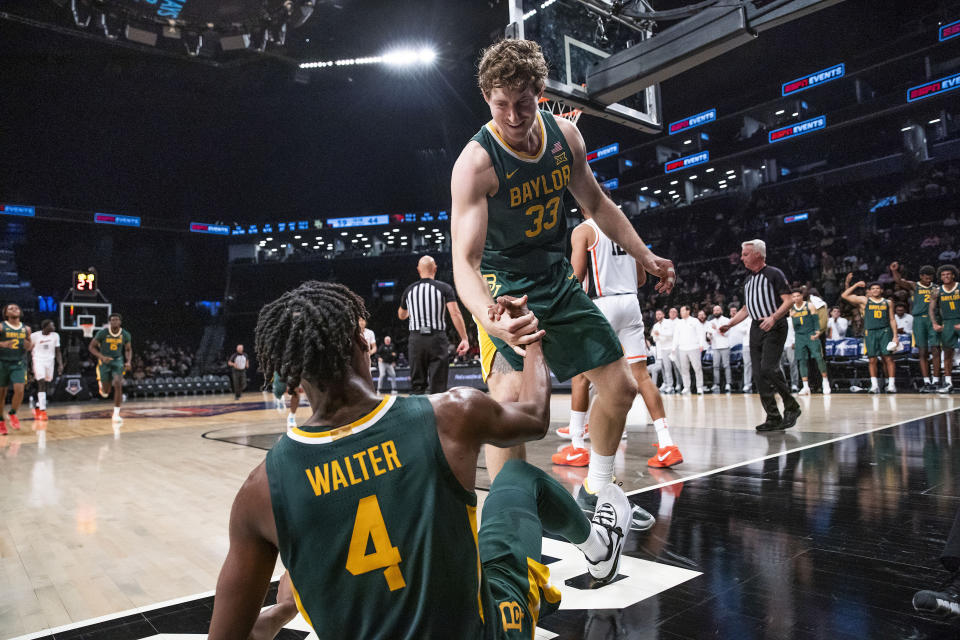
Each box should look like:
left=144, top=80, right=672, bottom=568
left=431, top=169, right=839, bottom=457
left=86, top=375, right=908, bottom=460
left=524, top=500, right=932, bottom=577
left=789, top=289, right=830, bottom=395
left=31, top=319, right=63, bottom=420
left=450, top=39, right=674, bottom=531
left=0, top=303, right=31, bottom=434
left=930, top=264, right=960, bottom=394
left=88, top=313, right=131, bottom=422
left=890, top=262, right=941, bottom=392
left=208, top=282, right=633, bottom=639
left=841, top=275, right=898, bottom=394
left=554, top=203, right=683, bottom=469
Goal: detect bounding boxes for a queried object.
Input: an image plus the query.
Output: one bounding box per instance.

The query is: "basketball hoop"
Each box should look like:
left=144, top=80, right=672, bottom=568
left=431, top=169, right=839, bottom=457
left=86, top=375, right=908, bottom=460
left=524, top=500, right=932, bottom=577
left=80, top=323, right=95, bottom=338
left=539, top=97, right=582, bottom=125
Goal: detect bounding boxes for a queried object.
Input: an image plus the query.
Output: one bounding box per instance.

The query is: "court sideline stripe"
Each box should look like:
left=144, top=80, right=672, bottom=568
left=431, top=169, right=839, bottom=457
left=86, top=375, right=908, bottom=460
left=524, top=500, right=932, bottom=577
left=623, top=405, right=958, bottom=497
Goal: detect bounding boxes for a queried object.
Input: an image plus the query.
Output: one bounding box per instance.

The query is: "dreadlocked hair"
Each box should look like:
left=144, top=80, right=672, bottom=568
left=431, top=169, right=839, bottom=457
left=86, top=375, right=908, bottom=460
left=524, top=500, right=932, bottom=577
left=255, top=281, right=368, bottom=393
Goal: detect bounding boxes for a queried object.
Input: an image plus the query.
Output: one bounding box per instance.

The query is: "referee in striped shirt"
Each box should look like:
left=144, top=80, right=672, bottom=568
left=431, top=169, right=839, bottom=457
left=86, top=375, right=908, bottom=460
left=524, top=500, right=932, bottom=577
left=398, top=255, right=470, bottom=394
left=721, top=239, right=801, bottom=431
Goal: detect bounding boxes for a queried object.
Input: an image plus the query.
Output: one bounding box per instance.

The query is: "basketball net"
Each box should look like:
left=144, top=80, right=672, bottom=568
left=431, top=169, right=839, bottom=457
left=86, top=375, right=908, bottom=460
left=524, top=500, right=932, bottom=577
left=539, top=97, right=582, bottom=125
left=80, top=323, right=94, bottom=338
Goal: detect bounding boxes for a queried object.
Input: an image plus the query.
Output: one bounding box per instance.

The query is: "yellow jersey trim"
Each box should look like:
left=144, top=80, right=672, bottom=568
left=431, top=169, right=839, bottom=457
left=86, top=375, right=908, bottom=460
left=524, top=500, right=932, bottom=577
left=286, top=395, right=397, bottom=445
left=289, top=578, right=314, bottom=629
left=484, top=111, right=547, bottom=163
left=467, top=504, right=484, bottom=623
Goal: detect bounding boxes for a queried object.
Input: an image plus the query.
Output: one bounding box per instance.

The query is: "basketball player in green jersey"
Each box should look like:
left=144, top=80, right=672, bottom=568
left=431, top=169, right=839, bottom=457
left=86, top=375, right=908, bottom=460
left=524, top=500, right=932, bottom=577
left=841, top=275, right=898, bottom=393
left=0, top=303, right=32, bottom=434
left=890, top=262, right=942, bottom=392
left=930, top=264, right=960, bottom=394
left=450, top=40, right=674, bottom=528
left=790, top=289, right=831, bottom=395
left=208, top=282, right=632, bottom=639
left=88, top=313, right=131, bottom=423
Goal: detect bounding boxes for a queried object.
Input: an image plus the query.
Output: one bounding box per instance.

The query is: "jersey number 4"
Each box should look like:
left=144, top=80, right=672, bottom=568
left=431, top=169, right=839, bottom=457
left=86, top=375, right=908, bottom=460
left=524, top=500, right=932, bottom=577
left=347, top=495, right=406, bottom=592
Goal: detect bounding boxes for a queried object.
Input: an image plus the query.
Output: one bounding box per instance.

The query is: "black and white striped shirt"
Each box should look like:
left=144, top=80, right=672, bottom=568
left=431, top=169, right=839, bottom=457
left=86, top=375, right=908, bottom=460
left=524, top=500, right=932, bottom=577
left=743, top=265, right=790, bottom=320
left=400, top=279, right=456, bottom=331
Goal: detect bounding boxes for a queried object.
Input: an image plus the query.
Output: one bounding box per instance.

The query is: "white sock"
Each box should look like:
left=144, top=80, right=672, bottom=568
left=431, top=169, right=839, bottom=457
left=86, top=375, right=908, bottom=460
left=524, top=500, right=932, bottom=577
left=948, top=376, right=954, bottom=386
left=887, top=378, right=896, bottom=389
left=113, top=406, right=120, bottom=417
left=870, top=377, right=878, bottom=388
left=586, top=451, right=615, bottom=493
left=38, top=392, right=46, bottom=410
left=575, top=525, right=609, bottom=563
left=925, top=377, right=932, bottom=385
left=653, top=417, right=673, bottom=448
left=801, top=381, right=810, bottom=390
left=822, top=377, right=830, bottom=387
left=569, top=410, right=587, bottom=450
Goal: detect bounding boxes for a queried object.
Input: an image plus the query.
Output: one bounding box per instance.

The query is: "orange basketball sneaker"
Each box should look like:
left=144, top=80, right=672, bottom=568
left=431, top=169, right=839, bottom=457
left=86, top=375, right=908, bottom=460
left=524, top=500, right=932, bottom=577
left=34, top=407, right=42, bottom=419
left=556, top=424, right=589, bottom=439
left=38, top=410, right=49, bottom=421
left=647, top=444, right=683, bottom=468
left=8, top=414, right=21, bottom=431
left=551, top=445, right=590, bottom=467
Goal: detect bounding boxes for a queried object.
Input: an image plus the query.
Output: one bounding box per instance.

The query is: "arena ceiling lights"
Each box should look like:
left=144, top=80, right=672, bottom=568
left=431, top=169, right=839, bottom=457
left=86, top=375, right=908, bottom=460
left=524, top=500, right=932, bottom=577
left=300, top=46, right=438, bottom=71
left=61, top=0, right=316, bottom=57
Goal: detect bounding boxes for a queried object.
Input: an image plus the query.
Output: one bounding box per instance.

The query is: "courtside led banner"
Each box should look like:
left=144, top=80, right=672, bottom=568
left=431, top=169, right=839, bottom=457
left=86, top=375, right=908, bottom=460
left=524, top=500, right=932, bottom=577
left=768, top=116, right=826, bottom=143
left=781, top=63, right=845, bottom=96
left=668, top=109, right=716, bottom=135
left=941, top=20, right=960, bottom=41
left=664, top=151, right=709, bottom=173
left=586, top=143, right=619, bottom=163
left=907, top=72, right=960, bottom=102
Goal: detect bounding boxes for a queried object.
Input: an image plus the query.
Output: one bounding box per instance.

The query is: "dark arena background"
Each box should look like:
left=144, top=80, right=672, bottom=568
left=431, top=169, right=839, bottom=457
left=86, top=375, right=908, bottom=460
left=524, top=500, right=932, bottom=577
left=2, top=0, right=960, bottom=637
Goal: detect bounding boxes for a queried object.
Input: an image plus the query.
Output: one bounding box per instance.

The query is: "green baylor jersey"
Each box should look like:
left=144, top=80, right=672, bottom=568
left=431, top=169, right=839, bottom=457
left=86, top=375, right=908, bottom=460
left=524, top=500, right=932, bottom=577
left=864, top=298, right=890, bottom=331
left=266, top=395, right=496, bottom=640
left=790, top=304, right=818, bottom=336
left=94, top=328, right=131, bottom=358
left=471, top=110, right=573, bottom=274
left=0, top=321, right=28, bottom=361
left=940, top=284, right=960, bottom=319
left=912, top=283, right=936, bottom=316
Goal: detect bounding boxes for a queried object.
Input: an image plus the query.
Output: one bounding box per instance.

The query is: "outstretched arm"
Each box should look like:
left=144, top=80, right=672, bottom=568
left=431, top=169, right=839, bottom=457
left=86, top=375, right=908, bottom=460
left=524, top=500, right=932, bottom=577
left=558, top=119, right=675, bottom=294
left=451, top=142, right=542, bottom=355
left=889, top=261, right=916, bottom=292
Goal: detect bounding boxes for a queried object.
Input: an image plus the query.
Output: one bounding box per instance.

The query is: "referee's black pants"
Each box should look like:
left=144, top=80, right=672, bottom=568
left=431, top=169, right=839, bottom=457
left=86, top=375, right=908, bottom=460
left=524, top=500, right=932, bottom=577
left=408, top=331, right=449, bottom=395
left=750, top=319, right=799, bottom=422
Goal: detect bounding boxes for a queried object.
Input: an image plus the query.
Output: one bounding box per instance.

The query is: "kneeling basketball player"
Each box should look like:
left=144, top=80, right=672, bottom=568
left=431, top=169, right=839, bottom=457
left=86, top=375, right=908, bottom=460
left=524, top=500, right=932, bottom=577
left=209, top=282, right=632, bottom=639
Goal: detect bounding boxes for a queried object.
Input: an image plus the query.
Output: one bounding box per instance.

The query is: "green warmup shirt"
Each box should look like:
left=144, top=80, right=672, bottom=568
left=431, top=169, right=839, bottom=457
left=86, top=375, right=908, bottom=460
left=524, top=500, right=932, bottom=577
left=266, top=395, right=495, bottom=640
left=941, top=284, right=960, bottom=320
left=790, top=303, right=819, bottom=336
left=94, top=328, right=131, bottom=359
left=864, top=298, right=890, bottom=331
left=471, top=110, right=572, bottom=275
left=912, top=283, right=936, bottom=316
left=0, top=321, right=27, bottom=361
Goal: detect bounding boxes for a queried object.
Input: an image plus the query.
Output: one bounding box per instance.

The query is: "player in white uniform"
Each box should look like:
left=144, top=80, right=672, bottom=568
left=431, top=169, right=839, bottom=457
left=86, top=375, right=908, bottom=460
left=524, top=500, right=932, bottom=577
left=554, top=209, right=684, bottom=469
left=30, top=319, right=62, bottom=421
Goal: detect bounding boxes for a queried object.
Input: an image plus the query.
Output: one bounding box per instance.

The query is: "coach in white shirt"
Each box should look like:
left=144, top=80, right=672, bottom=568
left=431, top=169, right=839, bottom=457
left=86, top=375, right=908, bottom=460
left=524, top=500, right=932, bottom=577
left=652, top=308, right=681, bottom=393
left=708, top=305, right=732, bottom=392
left=672, top=305, right=706, bottom=394
left=826, top=307, right=848, bottom=339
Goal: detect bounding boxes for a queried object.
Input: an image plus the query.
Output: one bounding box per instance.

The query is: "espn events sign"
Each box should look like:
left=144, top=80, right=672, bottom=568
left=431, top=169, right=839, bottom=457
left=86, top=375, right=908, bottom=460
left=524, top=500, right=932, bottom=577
left=586, top=143, right=619, bottom=163
left=668, top=108, right=716, bottom=135
left=664, top=151, right=709, bottom=174
left=768, top=116, right=826, bottom=143
left=907, top=72, right=960, bottom=102
left=781, top=63, right=845, bottom=96
left=940, top=20, right=960, bottom=41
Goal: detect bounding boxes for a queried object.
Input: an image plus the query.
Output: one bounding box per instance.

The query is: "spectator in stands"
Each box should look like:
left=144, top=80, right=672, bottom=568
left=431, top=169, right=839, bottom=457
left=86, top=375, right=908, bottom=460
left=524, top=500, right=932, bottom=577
left=707, top=305, right=732, bottom=393
left=651, top=308, right=679, bottom=393
left=895, top=303, right=913, bottom=337
left=673, top=305, right=706, bottom=395
left=827, top=307, right=849, bottom=339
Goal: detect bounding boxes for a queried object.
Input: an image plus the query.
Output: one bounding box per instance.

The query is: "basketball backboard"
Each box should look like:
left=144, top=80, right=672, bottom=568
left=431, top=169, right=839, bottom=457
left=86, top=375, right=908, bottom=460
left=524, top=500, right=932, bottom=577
left=60, top=301, right=112, bottom=334
left=507, top=0, right=662, bottom=132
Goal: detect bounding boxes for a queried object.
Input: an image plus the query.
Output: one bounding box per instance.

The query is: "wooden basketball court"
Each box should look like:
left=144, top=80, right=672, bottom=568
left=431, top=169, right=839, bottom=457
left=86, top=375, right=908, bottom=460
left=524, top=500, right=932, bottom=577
left=2, top=390, right=958, bottom=638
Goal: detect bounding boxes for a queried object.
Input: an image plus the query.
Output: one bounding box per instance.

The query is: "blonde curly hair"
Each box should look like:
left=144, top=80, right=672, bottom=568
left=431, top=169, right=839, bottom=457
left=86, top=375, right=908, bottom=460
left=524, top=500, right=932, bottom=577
left=477, top=39, right=548, bottom=96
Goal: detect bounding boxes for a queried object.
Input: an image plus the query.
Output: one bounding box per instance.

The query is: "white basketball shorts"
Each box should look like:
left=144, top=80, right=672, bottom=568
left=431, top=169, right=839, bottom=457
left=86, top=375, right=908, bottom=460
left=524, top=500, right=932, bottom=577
left=593, top=294, right=648, bottom=361
left=33, top=358, right=55, bottom=381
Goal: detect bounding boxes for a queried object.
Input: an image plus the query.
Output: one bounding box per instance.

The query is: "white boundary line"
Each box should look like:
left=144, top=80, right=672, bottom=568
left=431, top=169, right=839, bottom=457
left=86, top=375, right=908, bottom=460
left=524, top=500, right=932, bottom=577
left=7, top=573, right=287, bottom=640
left=625, top=406, right=958, bottom=497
